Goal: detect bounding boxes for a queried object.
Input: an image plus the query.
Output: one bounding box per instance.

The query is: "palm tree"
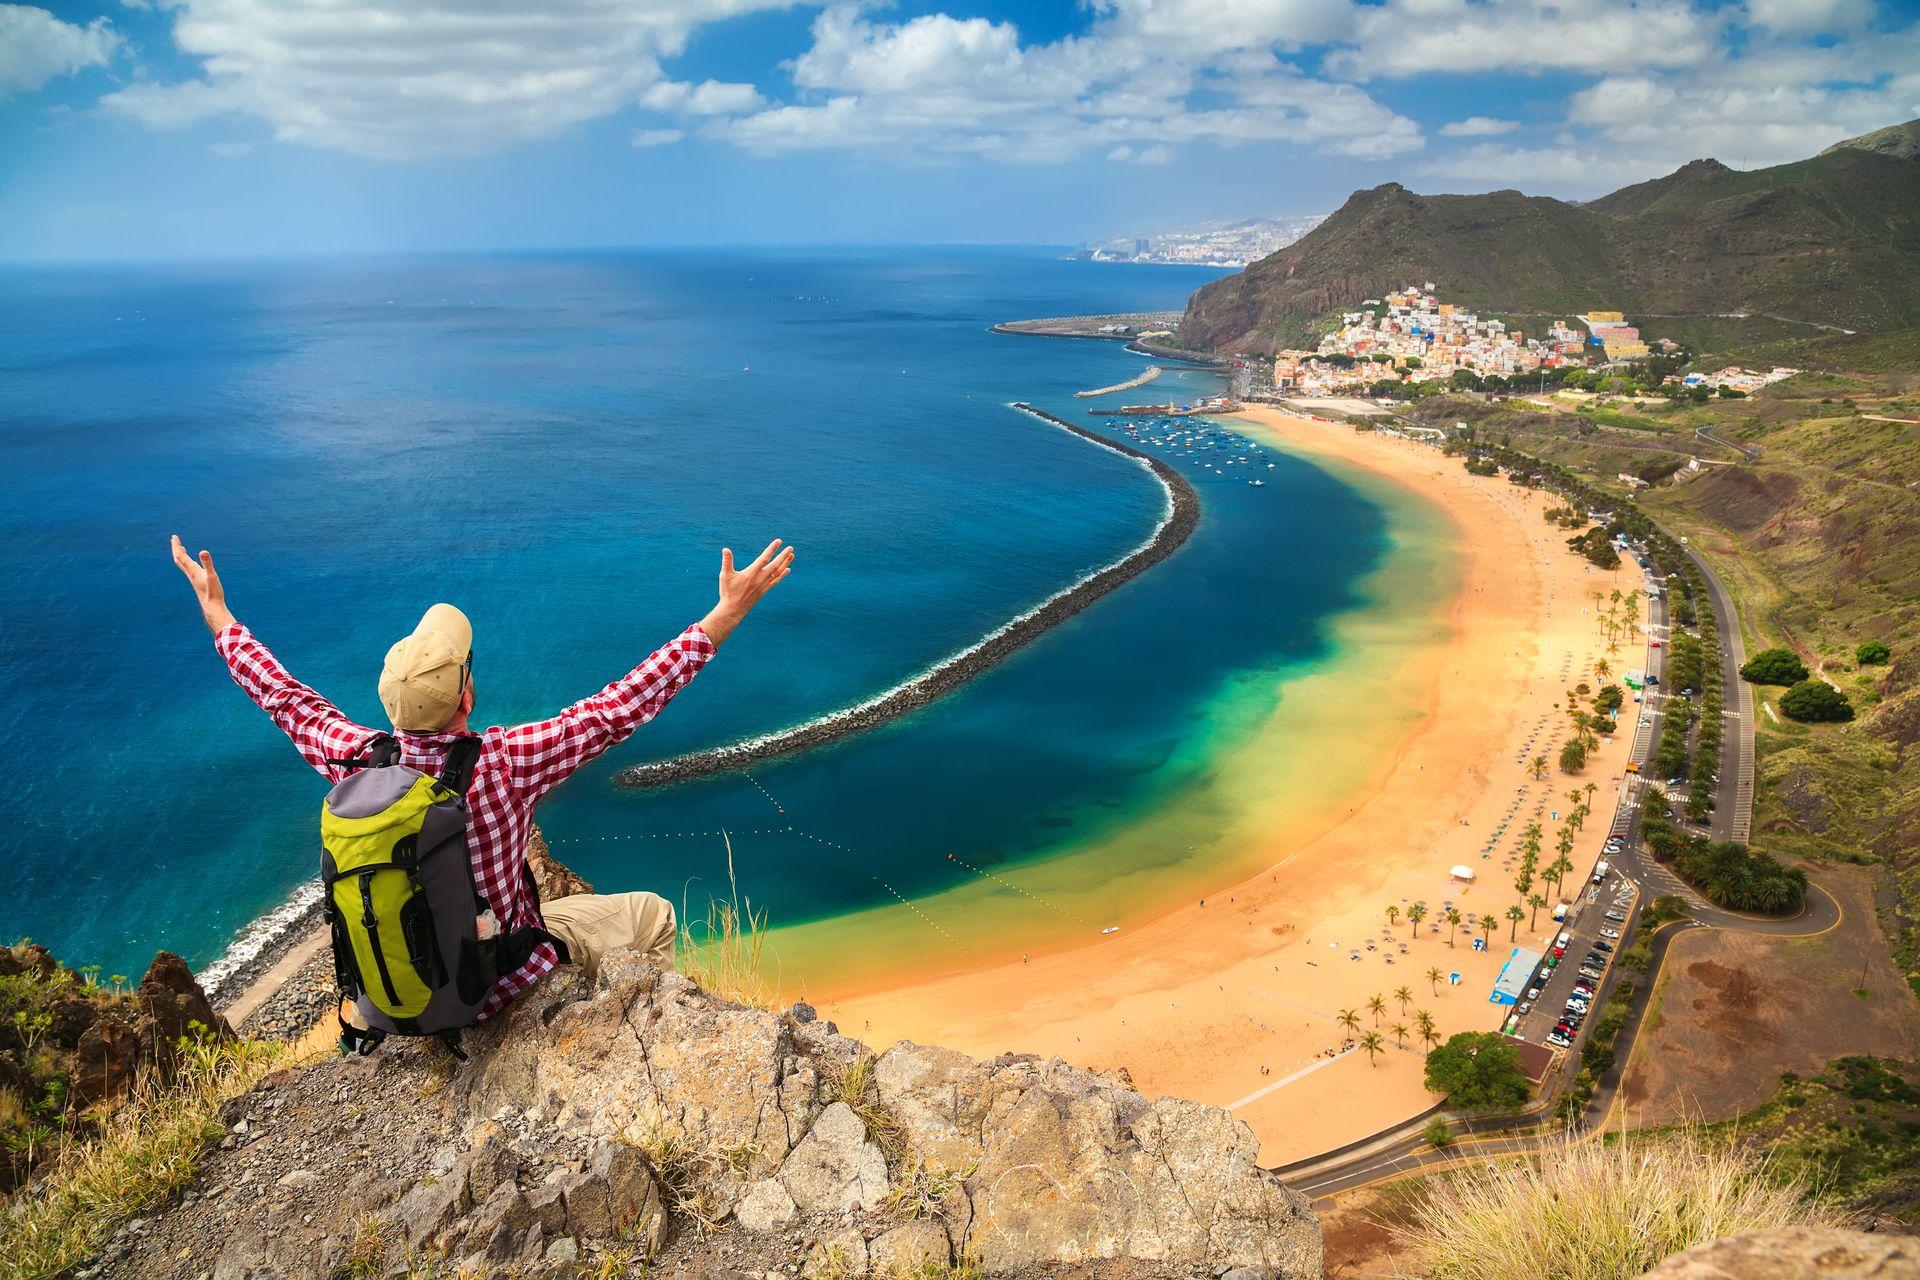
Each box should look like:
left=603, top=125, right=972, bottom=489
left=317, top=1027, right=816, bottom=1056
left=1425, top=966, right=1444, bottom=995
left=1584, top=781, right=1599, bottom=808
left=1407, top=902, right=1428, bottom=936
left=1478, top=913, right=1497, bottom=945
left=1507, top=903, right=1525, bottom=940
left=1527, top=892, right=1546, bottom=930
left=1514, top=868, right=1533, bottom=898
left=1414, top=1010, right=1438, bottom=1052
left=1529, top=754, right=1548, bottom=781
left=1367, top=994, right=1387, bottom=1025
left=1338, top=1008, right=1360, bottom=1037
left=1390, top=1022, right=1409, bottom=1047
left=1595, top=657, right=1612, bottom=679
left=1394, top=985, right=1413, bottom=1014
left=1385, top=905, right=1400, bottom=935
left=1359, top=1031, right=1384, bottom=1067
left=1445, top=908, right=1463, bottom=947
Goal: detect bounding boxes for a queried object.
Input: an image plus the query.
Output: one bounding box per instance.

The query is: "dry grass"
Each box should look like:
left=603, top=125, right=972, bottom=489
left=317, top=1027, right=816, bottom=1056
left=828, top=1052, right=906, bottom=1163
left=1401, top=1127, right=1843, bottom=1280
left=678, top=831, right=775, bottom=1010
left=0, top=1031, right=310, bottom=1280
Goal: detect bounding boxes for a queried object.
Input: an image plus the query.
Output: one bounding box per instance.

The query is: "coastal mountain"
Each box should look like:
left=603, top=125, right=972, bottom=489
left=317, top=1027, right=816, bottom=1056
left=1821, top=117, right=1920, bottom=161
left=1179, top=120, right=1920, bottom=353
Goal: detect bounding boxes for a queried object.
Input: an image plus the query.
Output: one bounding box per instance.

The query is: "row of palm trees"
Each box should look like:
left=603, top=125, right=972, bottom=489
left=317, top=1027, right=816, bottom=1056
left=1335, top=994, right=1442, bottom=1067
left=1592, top=587, right=1642, bottom=655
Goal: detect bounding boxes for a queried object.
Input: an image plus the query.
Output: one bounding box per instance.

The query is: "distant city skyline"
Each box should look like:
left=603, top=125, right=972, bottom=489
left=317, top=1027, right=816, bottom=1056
left=3, top=0, right=1916, bottom=260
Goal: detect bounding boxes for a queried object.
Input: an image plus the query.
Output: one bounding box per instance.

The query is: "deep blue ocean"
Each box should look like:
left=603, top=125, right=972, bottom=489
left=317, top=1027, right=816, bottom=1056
left=0, top=248, right=1392, bottom=986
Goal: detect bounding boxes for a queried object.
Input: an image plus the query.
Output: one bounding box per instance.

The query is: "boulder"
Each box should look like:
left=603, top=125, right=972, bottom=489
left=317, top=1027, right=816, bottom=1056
left=1639, top=1227, right=1920, bottom=1279
left=777, top=1102, right=889, bottom=1214
left=804, top=1226, right=870, bottom=1279
left=868, top=1220, right=951, bottom=1272
left=734, top=1178, right=798, bottom=1232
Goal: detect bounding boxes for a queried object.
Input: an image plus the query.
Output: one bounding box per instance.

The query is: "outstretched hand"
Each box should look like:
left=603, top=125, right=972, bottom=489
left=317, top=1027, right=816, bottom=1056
left=701, top=538, right=795, bottom=647
left=170, top=535, right=236, bottom=634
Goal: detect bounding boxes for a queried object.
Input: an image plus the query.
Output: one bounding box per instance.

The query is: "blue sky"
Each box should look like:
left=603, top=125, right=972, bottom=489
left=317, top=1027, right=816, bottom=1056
left=3, top=0, right=1916, bottom=260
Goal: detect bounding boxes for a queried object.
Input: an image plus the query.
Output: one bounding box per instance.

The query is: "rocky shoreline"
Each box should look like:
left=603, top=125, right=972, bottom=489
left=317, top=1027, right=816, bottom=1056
left=616, top=403, right=1201, bottom=790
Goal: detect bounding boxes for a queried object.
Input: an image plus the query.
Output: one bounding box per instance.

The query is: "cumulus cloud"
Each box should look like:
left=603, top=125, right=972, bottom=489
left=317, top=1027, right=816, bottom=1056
left=97, top=0, right=794, bottom=159
left=1440, top=116, right=1520, bottom=137
left=1329, top=0, right=1721, bottom=79
left=1744, top=0, right=1876, bottom=34
left=720, top=4, right=1423, bottom=163
left=642, top=79, right=765, bottom=116
left=0, top=4, right=120, bottom=97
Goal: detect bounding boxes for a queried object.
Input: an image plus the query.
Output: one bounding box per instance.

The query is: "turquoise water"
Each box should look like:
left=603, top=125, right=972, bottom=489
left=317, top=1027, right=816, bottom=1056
left=0, top=249, right=1392, bottom=984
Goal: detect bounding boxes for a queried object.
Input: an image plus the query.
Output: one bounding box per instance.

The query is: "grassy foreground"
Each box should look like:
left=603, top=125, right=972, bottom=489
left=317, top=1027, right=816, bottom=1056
left=0, top=1032, right=307, bottom=1280
left=1402, top=1128, right=1842, bottom=1280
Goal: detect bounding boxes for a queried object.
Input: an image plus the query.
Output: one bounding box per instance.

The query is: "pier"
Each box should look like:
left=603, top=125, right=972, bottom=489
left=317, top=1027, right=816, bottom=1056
left=1076, top=366, right=1162, bottom=398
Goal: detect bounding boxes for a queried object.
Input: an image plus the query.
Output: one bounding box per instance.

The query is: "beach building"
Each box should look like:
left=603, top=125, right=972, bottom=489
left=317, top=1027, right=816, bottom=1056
left=1489, top=946, right=1545, bottom=1005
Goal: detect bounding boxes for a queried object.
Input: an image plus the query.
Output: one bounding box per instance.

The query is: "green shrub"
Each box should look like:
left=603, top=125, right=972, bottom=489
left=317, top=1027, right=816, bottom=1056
left=1740, top=648, right=1809, bottom=685
left=1424, top=1032, right=1531, bottom=1112
left=1780, top=680, right=1854, bottom=723
left=1855, top=641, right=1891, bottom=666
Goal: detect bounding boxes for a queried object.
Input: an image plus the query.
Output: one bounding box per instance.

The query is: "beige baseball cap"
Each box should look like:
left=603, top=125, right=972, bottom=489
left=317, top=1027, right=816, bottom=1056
left=378, top=603, right=473, bottom=732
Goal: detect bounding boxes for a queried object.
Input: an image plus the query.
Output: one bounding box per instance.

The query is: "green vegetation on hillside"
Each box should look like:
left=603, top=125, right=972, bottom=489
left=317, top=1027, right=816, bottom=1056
left=1179, top=127, right=1920, bottom=353
left=1742, top=648, right=1809, bottom=685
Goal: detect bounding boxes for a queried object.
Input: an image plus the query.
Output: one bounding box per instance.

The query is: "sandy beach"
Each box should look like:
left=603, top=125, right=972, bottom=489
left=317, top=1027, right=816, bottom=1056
left=816, top=408, right=1639, bottom=1164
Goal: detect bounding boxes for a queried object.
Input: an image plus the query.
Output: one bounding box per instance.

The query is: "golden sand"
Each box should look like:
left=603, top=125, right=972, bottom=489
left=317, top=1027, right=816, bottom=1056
left=815, top=409, right=1641, bottom=1163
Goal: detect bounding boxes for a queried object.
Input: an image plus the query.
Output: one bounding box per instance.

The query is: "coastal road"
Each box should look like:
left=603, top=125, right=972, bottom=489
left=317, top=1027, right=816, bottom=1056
left=1696, top=424, right=1761, bottom=462
left=1272, top=490, right=1830, bottom=1201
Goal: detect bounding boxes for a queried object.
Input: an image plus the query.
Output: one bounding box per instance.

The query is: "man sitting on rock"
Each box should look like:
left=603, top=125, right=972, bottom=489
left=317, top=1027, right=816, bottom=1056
left=170, top=534, right=794, bottom=1019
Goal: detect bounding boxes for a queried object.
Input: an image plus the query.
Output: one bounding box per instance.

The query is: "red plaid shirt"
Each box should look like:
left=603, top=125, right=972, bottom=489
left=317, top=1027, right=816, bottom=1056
left=215, top=621, right=715, bottom=1018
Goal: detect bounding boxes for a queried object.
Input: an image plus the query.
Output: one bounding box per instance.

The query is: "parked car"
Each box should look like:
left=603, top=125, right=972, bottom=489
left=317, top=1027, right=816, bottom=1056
left=1551, top=945, right=1567, bottom=959
left=1579, top=966, right=1604, bottom=981
left=1572, top=980, right=1597, bottom=994
left=1526, top=986, right=1543, bottom=1001
left=1605, top=910, right=1627, bottom=923
left=1599, top=927, right=1621, bottom=940
left=1547, top=1030, right=1572, bottom=1048
left=1517, top=1000, right=1533, bottom=1015
left=1592, top=940, right=1614, bottom=954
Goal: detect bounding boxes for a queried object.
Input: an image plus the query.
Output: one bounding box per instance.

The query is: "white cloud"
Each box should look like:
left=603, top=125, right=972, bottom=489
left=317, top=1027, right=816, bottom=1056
left=1330, top=0, right=1721, bottom=79
left=630, top=127, right=684, bottom=147
left=641, top=79, right=764, bottom=116
left=720, top=3, right=1422, bottom=163
left=0, top=4, right=120, bottom=97
left=1744, top=0, right=1876, bottom=34
left=97, top=0, right=795, bottom=159
left=1440, top=116, right=1520, bottom=137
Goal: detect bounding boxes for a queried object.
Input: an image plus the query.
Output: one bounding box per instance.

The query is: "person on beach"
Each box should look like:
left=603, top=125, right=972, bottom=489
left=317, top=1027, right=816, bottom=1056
left=170, top=534, right=794, bottom=1021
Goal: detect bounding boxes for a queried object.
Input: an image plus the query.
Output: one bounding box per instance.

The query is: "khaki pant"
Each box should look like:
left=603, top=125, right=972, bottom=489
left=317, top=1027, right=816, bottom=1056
left=542, top=891, right=677, bottom=973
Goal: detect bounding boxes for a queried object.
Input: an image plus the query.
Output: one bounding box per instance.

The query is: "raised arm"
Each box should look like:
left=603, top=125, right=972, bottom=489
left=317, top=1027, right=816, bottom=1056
left=172, top=536, right=375, bottom=778
left=500, top=538, right=795, bottom=800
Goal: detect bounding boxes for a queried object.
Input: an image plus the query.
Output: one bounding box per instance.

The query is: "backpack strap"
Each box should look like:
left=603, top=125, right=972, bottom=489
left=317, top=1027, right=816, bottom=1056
left=327, top=733, right=399, bottom=772
left=438, top=736, right=482, bottom=796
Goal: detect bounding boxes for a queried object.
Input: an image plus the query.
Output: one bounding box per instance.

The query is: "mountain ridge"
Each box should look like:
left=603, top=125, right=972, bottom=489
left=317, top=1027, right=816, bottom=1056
left=1179, top=120, right=1920, bottom=354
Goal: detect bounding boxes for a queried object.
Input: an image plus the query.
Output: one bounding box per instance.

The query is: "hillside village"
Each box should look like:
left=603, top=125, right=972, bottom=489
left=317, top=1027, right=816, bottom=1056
left=1267, top=285, right=1800, bottom=401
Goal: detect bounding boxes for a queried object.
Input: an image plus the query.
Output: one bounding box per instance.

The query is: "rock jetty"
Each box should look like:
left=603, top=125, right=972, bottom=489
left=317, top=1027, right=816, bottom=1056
left=616, top=403, right=1200, bottom=790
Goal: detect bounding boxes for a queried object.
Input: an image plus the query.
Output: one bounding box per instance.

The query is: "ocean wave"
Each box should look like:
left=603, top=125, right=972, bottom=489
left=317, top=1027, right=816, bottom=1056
left=195, top=878, right=323, bottom=1002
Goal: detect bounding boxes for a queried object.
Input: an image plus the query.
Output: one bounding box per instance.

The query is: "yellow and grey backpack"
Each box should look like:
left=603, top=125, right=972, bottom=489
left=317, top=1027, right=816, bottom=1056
left=321, top=734, right=555, bottom=1057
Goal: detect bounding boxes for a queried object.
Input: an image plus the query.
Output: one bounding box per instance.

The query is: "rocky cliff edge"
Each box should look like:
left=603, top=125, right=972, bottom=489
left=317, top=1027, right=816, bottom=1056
left=87, top=951, right=1322, bottom=1279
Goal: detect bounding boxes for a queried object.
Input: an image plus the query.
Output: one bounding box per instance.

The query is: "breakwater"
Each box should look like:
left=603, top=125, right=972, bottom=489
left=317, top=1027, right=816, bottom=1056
left=616, top=404, right=1201, bottom=790
left=1076, top=365, right=1162, bottom=398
